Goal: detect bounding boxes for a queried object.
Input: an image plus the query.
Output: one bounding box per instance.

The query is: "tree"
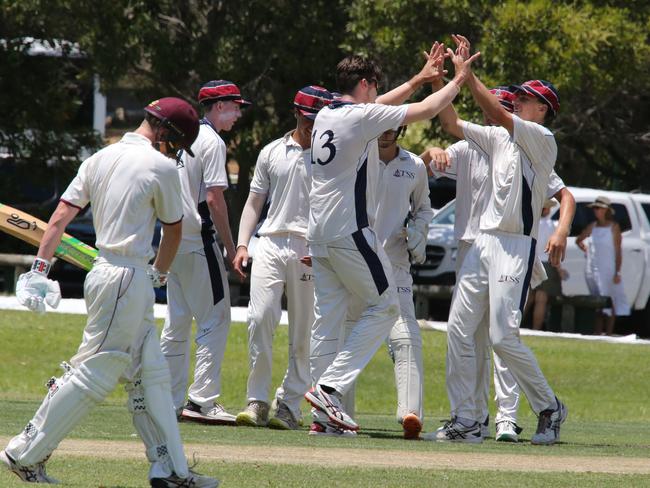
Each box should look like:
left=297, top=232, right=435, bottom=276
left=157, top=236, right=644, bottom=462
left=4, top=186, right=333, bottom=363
left=344, top=0, right=650, bottom=191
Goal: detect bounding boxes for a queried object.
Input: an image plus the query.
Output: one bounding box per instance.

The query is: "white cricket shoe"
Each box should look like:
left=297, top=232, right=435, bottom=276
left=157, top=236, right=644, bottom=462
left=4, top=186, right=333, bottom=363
left=236, top=400, right=270, bottom=427
left=268, top=401, right=300, bottom=430
left=181, top=400, right=236, bottom=426
left=150, top=469, right=219, bottom=488
left=531, top=398, right=568, bottom=445
left=0, top=450, right=59, bottom=484
left=308, top=421, right=357, bottom=437
left=495, top=420, right=522, bottom=442
left=304, top=385, right=358, bottom=431
left=422, top=418, right=483, bottom=443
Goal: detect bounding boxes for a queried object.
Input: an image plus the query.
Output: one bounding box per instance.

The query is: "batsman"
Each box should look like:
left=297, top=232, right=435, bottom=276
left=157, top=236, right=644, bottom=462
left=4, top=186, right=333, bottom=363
left=1, top=98, right=218, bottom=487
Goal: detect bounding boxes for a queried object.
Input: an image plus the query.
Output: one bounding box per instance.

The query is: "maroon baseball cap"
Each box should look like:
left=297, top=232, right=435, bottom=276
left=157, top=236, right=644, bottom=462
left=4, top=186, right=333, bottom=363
left=489, top=86, right=516, bottom=113
left=293, top=85, right=333, bottom=120
left=198, top=80, right=252, bottom=107
left=144, top=97, right=200, bottom=157
left=511, top=80, right=560, bottom=116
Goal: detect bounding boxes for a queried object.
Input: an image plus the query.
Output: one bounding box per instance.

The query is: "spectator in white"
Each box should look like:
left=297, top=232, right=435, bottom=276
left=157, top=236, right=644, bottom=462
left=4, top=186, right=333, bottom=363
left=160, top=80, right=250, bottom=425
left=576, top=196, right=630, bottom=335
left=233, top=86, right=333, bottom=430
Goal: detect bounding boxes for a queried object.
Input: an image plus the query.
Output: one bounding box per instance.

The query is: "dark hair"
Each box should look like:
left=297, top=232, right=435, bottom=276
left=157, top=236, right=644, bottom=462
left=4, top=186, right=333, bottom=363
left=145, top=112, right=162, bottom=129
left=543, top=108, right=556, bottom=126
left=336, top=55, right=382, bottom=95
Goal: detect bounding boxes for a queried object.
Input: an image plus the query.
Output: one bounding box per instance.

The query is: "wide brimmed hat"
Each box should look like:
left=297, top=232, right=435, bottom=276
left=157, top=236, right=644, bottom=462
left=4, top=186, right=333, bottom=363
left=587, top=196, right=615, bottom=214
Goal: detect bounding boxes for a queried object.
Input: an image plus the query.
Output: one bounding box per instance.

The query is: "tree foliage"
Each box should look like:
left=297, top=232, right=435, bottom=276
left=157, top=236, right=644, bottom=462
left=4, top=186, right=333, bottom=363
left=1, top=0, right=648, bottom=222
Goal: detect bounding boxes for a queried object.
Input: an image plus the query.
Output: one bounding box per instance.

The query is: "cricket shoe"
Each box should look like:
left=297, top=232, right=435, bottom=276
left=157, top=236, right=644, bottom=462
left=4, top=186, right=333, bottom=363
left=422, top=418, right=483, bottom=443
left=308, top=421, right=357, bottom=437
left=495, top=420, right=523, bottom=442
left=401, top=413, right=423, bottom=440
left=0, top=450, right=59, bottom=484
left=150, top=469, right=219, bottom=488
left=531, top=398, right=568, bottom=445
left=181, top=400, right=236, bottom=426
left=236, top=400, right=269, bottom=427
left=268, top=401, right=300, bottom=430
left=480, top=414, right=490, bottom=439
left=304, top=385, right=358, bottom=431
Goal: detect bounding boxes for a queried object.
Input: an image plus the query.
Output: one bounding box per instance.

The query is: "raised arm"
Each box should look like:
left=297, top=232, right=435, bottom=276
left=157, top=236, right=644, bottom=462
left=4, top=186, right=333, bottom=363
left=402, top=42, right=480, bottom=125
left=453, top=35, right=514, bottom=135
left=377, top=42, right=448, bottom=106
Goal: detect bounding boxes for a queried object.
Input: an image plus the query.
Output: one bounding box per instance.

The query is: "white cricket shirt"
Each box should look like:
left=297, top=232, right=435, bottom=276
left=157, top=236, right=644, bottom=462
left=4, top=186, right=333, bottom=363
left=462, top=116, right=557, bottom=240
left=175, top=120, right=229, bottom=254
left=307, top=101, right=407, bottom=244
left=374, top=148, right=433, bottom=271
left=250, top=131, right=310, bottom=237
left=432, top=141, right=565, bottom=243
left=61, top=132, right=183, bottom=261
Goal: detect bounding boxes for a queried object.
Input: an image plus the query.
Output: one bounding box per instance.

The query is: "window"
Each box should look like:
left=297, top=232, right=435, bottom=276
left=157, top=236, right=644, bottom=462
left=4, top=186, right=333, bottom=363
left=431, top=200, right=455, bottom=226
left=555, top=201, right=632, bottom=236
left=641, top=203, right=650, bottom=227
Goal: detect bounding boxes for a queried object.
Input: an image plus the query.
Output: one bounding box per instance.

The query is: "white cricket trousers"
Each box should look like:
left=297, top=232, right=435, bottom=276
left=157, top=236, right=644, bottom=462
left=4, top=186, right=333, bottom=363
left=447, top=232, right=556, bottom=422
left=343, top=266, right=423, bottom=421
left=6, top=255, right=158, bottom=464
left=160, top=240, right=231, bottom=410
left=245, top=234, right=314, bottom=418
left=310, top=228, right=399, bottom=395
left=455, top=240, right=521, bottom=424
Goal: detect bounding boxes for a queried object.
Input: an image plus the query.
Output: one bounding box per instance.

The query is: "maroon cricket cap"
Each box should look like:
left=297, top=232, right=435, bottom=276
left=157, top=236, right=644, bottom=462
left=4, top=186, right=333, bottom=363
left=511, top=80, right=560, bottom=116
left=144, top=97, right=200, bottom=157
left=198, top=80, right=252, bottom=107
left=293, top=85, right=333, bottom=120
left=489, top=86, right=516, bottom=113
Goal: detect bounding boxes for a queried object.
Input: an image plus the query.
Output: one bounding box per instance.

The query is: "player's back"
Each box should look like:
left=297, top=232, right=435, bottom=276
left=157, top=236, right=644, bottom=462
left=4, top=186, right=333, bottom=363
left=308, top=101, right=407, bottom=244
left=80, top=133, right=181, bottom=260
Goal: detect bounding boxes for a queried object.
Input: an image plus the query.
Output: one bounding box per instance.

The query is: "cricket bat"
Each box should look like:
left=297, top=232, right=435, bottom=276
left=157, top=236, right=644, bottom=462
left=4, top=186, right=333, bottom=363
left=0, top=203, right=98, bottom=271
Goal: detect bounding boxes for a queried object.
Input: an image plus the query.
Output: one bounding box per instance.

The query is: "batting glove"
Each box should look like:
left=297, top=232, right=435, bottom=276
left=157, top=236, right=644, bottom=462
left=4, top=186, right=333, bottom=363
left=406, top=222, right=428, bottom=265
left=147, top=265, right=168, bottom=288
left=16, top=259, right=61, bottom=313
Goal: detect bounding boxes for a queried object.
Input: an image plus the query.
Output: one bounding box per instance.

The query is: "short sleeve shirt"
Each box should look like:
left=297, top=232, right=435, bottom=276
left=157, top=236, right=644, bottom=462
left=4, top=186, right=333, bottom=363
left=175, top=120, right=229, bottom=254
left=61, top=132, right=182, bottom=260
left=250, top=132, right=311, bottom=237
left=462, top=115, right=557, bottom=240
left=374, top=148, right=434, bottom=271
left=307, top=101, right=407, bottom=244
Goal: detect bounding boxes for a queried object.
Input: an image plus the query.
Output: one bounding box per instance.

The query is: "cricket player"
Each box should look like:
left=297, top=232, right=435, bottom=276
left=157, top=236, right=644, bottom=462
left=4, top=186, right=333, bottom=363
left=426, top=36, right=568, bottom=445
left=304, top=41, right=480, bottom=433
left=160, top=80, right=249, bottom=425
left=341, top=125, right=433, bottom=439
left=424, top=85, right=575, bottom=442
left=232, top=86, right=333, bottom=430
left=3, top=98, right=219, bottom=487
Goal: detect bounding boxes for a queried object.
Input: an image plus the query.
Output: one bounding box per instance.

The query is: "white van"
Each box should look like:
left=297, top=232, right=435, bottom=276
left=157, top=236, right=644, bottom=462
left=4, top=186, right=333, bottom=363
left=413, top=187, right=650, bottom=322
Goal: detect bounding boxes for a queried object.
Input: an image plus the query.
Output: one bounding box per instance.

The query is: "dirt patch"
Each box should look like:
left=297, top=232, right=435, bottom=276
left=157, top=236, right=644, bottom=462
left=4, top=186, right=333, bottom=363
left=2, top=437, right=648, bottom=474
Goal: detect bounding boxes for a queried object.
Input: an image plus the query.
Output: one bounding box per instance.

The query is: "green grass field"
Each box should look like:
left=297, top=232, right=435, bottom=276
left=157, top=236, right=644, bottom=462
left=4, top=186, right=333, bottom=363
left=1, top=310, right=649, bottom=487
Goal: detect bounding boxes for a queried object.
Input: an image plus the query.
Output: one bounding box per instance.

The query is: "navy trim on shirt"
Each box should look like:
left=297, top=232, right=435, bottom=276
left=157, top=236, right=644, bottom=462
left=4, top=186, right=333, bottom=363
left=519, top=238, right=536, bottom=313
left=354, top=157, right=369, bottom=230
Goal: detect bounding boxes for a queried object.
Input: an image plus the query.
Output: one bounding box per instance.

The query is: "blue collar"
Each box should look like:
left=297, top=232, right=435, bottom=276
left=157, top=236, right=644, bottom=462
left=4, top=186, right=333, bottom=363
left=329, top=100, right=354, bottom=109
